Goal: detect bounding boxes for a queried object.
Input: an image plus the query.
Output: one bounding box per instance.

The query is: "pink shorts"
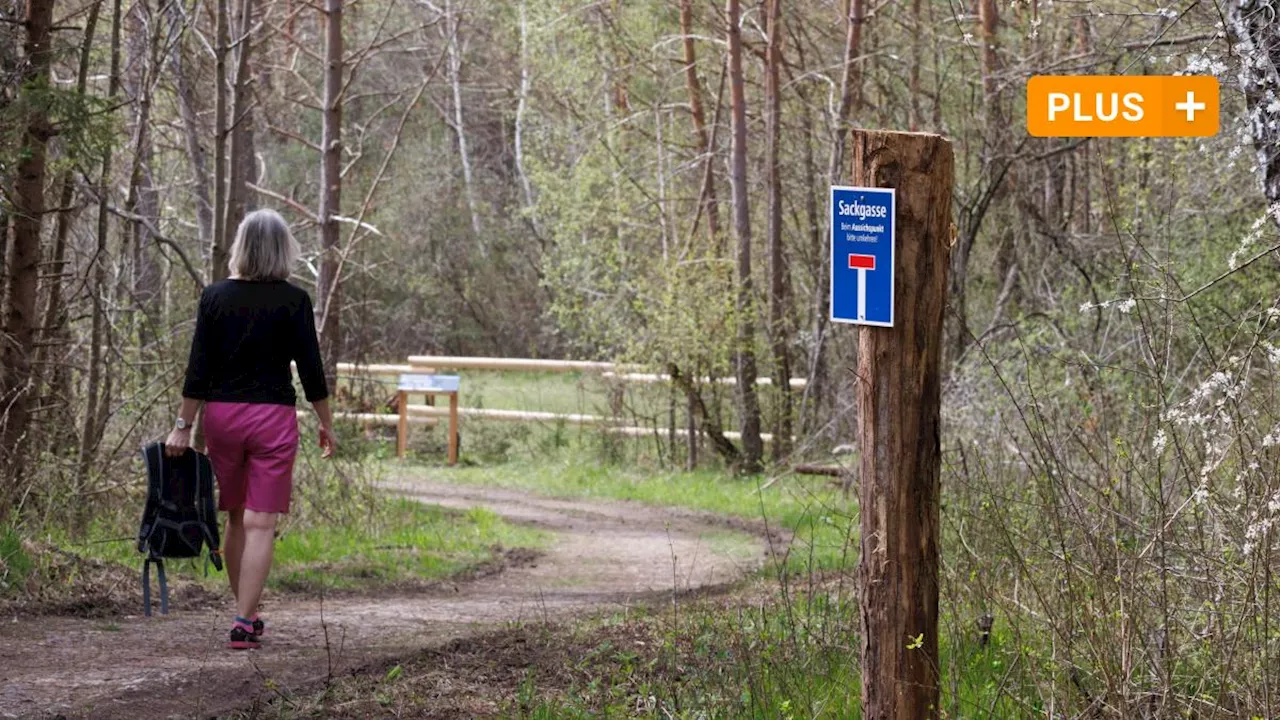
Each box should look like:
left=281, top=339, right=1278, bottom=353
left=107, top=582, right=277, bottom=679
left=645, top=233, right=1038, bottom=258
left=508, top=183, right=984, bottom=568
left=204, top=402, right=299, bottom=514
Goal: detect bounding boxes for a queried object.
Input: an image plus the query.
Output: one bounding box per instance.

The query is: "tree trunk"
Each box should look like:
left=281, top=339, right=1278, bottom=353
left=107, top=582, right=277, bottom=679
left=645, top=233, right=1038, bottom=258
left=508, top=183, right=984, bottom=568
left=79, top=0, right=124, bottom=482
left=317, top=0, right=344, bottom=384
left=515, top=0, right=534, bottom=211
left=35, top=0, right=101, bottom=456
left=726, top=0, right=762, bottom=473
left=948, top=0, right=1001, bottom=363
left=851, top=129, right=952, bottom=720
left=212, top=0, right=231, bottom=281
left=224, top=0, right=258, bottom=243
left=168, top=0, right=213, bottom=252
left=764, top=0, right=790, bottom=461
left=446, top=0, right=481, bottom=237
left=668, top=363, right=739, bottom=465
left=678, top=0, right=718, bottom=467
left=680, top=0, right=721, bottom=247
left=908, top=0, right=922, bottom=130
left=796, top=73, right=823, bottom=437
left=828, top=0, right=865, bottom=181
left=125, top=0, right=163, bottom=351
left=0, top=212, right=7, bottom=322
left=0, top=0, right=57, bottom=506
left=803, top=0, right=865, bottom=442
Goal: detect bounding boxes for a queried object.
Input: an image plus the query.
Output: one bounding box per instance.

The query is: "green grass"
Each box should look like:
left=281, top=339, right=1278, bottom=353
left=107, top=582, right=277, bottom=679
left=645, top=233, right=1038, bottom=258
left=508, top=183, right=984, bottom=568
left=342, top=368, right=764, bottom=420
left=503, top=596, right=1031, bottom=720
left=458, top=371, right=606, bottom=415
left=0, top=526, right=33, bottom=596
left=271, top=499, right=547, bottom=591
left=230, top=579, right=1030, bottom=720
left=34, top=496, right=547, bottom=594
left=400, top=456, right=856, bottom=574
left=343, top=370, right=616, bottom=415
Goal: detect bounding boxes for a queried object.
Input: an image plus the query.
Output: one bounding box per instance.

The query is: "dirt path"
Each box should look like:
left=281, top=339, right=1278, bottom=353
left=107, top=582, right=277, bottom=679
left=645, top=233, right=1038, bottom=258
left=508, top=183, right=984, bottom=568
left=0, top=478, right=777, bottom=720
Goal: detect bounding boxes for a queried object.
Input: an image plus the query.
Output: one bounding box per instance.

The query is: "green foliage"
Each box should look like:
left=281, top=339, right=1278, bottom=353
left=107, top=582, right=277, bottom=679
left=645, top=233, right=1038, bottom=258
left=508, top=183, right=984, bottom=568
left=0, top=527, right=33, bottom=596
left=503, top=592, right=1033, bottom=719
left=0, top=80, right=115, bottom=181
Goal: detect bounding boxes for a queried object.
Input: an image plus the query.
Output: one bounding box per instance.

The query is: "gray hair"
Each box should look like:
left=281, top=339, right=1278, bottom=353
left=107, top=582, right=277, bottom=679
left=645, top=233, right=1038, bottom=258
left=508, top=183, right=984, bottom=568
left=228, top=209, right=300, bottom=281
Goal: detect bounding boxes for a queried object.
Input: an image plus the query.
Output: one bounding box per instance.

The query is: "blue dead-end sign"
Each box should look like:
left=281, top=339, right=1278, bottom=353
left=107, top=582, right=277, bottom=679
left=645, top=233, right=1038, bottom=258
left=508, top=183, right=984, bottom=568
left=830, top=185, right=895, bottom=327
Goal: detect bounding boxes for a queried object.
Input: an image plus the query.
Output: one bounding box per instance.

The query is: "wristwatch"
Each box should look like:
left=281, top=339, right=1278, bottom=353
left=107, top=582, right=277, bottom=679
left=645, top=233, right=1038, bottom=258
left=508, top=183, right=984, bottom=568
left=175, top=417, right=190, bottom=431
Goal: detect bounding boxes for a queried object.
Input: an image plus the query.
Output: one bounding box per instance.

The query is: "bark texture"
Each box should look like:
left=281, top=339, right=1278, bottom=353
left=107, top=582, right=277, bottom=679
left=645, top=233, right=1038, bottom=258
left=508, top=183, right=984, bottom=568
left=764, top=0, right=790, bottom=460
left=318, top=0, right=344, bottom=383
left=851, top=129, right=952, bottom=720
left=726, top=0, right=763, bottom=473
left=1, top=0, right=58, bottom=498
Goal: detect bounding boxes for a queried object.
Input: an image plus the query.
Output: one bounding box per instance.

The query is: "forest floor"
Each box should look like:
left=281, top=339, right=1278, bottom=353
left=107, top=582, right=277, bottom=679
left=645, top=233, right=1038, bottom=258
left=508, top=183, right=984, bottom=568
left=0, top=477, right=780, bottom=720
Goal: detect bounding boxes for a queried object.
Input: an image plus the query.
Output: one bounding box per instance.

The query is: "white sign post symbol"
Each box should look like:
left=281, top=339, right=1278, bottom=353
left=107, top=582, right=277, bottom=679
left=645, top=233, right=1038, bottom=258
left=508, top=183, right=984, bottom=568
left=849, top=254, right=876, bottom=321
left=1176, top=90, right=1205, bottom=122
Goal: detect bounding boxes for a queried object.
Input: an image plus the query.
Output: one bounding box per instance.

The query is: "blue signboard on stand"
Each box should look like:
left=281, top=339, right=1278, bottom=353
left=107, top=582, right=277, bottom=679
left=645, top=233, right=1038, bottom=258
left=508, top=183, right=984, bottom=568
left=830, top=185, right=895, bottom=327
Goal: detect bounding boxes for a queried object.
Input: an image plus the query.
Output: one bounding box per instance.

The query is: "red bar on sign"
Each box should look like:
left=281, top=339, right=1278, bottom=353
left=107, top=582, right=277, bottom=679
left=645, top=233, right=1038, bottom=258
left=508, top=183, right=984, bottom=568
left=848, top=254, right=875, bottom=270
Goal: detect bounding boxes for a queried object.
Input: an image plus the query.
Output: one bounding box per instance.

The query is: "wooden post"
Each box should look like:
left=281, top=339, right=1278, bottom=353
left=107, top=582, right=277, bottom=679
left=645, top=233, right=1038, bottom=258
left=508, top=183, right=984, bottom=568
left=851, top=129, right=952, bottom=719
left=447, top=392, right=459, bottom=465
left=396, top=389, right=408, bottom=459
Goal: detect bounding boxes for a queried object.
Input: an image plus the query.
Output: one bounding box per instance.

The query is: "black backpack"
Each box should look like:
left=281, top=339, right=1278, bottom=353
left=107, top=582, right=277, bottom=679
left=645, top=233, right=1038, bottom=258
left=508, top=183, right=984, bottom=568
left=137, top=441, right=223, bottom=615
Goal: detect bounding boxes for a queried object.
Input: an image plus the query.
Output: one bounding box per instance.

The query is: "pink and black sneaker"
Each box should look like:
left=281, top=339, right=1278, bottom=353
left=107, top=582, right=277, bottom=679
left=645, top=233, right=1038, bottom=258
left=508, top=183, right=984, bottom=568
left=227, top=617, right=261, bottom=650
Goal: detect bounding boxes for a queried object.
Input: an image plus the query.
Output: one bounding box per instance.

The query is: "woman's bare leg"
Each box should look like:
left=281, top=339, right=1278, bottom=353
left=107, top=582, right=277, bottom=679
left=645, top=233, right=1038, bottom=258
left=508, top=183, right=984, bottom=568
left=224, top=508, right=245, bottom=603
left=235, top=509, right=278, bottom=621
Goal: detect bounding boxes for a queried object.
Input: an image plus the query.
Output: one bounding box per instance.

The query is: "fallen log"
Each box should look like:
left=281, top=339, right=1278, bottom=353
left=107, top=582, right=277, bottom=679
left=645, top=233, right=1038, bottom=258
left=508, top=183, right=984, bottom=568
left=793, top=464, right=847, bottom=477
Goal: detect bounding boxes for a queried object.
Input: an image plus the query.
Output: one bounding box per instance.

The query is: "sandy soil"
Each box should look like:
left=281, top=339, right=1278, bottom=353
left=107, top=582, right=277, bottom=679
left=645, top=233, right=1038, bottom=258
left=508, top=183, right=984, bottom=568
left=0, top=477, right=779, bottom=720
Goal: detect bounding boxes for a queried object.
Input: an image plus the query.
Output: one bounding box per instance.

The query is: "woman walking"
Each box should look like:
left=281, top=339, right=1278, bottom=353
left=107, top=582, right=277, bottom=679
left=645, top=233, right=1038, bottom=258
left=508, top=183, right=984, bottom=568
left=166, top=208, right=336, bottom=650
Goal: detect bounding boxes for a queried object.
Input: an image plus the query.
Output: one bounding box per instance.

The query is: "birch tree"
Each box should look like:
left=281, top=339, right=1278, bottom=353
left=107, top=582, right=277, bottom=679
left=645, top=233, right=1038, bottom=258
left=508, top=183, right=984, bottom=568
left=444, top=0, right=481, bottom=236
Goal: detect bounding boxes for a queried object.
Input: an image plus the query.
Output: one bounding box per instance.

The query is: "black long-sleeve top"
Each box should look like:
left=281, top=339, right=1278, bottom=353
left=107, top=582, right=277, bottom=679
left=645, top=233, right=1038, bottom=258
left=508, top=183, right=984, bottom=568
left=182, top=279, right=330, bottom=406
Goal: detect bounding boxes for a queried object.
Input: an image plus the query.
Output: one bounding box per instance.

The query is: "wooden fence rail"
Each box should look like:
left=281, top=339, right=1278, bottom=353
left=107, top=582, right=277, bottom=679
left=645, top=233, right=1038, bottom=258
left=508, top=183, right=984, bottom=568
left=325, top=405, right=785, bottom=443
left=316, top=358, right=803, bottom=452
left=408, top=356, right=618, bottom=373
left=330, top=358, right=808, bottom=389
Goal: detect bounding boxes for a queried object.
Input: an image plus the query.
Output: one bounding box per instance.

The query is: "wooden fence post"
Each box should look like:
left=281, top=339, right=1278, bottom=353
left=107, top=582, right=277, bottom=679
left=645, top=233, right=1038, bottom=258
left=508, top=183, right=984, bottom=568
left=851, top=129, right=952, bottom=719
left=397, top=389, right=408, bottom=459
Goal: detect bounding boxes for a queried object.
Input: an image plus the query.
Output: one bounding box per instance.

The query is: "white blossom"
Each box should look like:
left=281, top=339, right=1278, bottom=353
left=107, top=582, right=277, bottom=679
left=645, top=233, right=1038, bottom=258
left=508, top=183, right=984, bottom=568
left=1262, top=342, right=1280, bottom=364
left=1263, top=425, right=1280, bottom=447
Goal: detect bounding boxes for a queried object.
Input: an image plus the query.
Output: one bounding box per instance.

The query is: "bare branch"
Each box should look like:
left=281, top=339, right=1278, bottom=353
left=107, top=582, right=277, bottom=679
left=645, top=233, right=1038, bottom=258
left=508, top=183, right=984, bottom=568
left=106, top=205, right=206, bottom=289
left=246, top=182, right=320, bottom=222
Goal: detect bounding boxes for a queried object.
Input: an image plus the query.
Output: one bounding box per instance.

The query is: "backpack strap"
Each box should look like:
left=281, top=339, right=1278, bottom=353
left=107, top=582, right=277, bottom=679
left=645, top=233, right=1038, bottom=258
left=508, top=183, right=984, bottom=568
left=198, top=453, right=224, bottom=571
left=141, top=557, right=169, bottom=617
left=138, top=443, right=162, bottom=553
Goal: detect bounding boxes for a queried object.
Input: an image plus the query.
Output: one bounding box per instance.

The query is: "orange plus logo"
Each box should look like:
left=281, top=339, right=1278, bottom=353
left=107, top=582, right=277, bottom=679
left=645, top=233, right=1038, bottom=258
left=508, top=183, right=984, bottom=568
left=1027, top=75, right=1219, bottom=137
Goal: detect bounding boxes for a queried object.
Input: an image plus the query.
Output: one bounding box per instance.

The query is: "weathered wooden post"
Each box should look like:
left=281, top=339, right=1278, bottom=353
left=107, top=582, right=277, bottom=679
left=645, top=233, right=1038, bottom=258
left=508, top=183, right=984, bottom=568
left=850, top=129, right=952, bottom=718
left=396, top=389, right=408, bottom=460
